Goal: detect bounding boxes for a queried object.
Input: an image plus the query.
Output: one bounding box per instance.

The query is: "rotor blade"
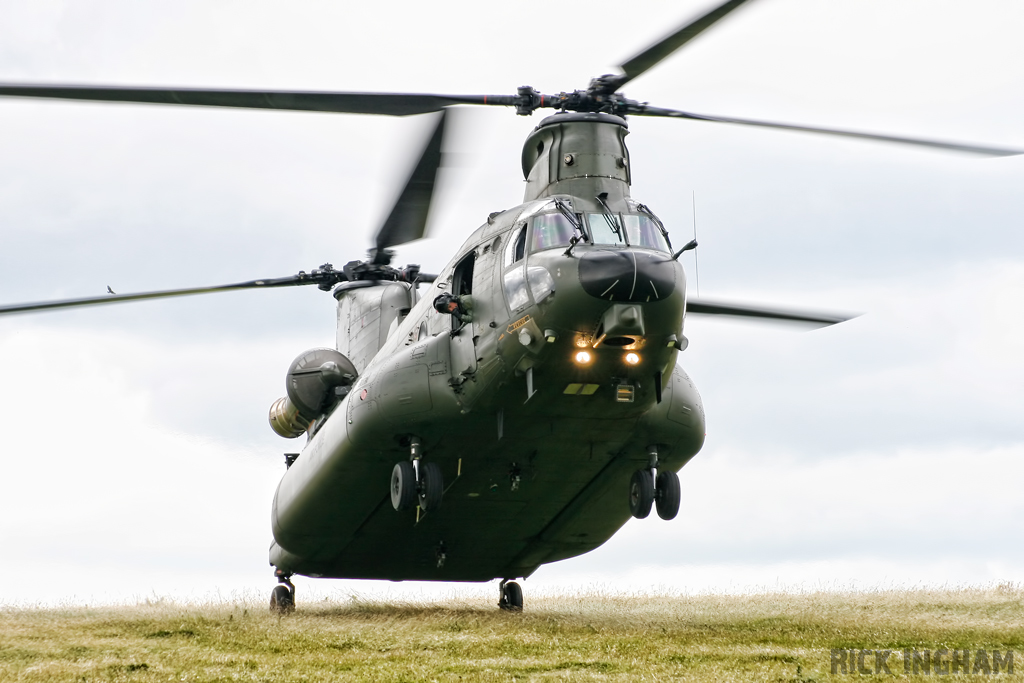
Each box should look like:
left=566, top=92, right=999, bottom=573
left=687, top=297, right=856, bottom=326
left=617, top=0, right=758, bottom=87
left=0, top=269, right=342, bottom=317
left=0, top=84, right=516, bottom=116
left=637, top=106, right=1023, bottom=156
left=375, top=110, right=448, bottom=251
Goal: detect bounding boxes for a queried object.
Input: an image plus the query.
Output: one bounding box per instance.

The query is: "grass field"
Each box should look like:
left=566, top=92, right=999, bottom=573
left=2, top=587, right=1022, bottom=681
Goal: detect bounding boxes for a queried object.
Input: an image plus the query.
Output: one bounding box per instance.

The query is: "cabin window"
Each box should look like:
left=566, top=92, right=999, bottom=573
left=453, top=251, right=475, bottom=296
left=529, top=212, right=576, bottom=252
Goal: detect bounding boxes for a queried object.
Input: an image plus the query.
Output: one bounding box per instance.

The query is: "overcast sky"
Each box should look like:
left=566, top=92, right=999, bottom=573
left=0, top=0, right=1022, bottom=606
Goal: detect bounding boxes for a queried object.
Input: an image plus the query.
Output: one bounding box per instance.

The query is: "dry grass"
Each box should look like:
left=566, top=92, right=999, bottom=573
left=2, top=586, right=1022, bottom=681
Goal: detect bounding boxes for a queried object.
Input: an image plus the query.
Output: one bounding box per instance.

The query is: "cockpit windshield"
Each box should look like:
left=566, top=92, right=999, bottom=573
left=587, top=213, right=624, bottom=245
left=586, top=213, right=669, bottom=252
left=529, top=212, right=577, bottom=251
left=622, top=214, right=670, bottom=251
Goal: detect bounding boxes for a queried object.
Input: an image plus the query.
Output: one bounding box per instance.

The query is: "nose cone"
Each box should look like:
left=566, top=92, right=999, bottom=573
left=578, top=249, right=678, bottom=302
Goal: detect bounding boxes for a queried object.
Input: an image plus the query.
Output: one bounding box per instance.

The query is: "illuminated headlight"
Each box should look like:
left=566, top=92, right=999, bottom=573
left=624, top=352, right=640, bottom=365
left=575, top=351, right=592, bottom=364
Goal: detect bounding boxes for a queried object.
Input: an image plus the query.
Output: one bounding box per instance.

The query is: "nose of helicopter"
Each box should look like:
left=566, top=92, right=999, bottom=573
left=506, top=247, right=686, bottom=414
left=577, top=248, right=678, bottom=302
left=517, top=246, right=686, bottom=362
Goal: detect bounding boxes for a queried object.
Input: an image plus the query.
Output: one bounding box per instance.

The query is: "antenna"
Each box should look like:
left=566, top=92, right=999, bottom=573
left=692, top=191, right=701, bottom=298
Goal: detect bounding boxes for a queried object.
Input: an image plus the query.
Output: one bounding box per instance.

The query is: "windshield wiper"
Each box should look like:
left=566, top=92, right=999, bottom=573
left=555, top=198, right=586, bottom=256
left=636, top=202, right=672, bottom=250
left=595, top=193, right=624, bottom=241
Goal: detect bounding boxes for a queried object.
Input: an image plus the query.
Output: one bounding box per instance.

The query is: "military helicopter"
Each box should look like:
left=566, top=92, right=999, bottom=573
left=1, top=0, right=1019, bottom=612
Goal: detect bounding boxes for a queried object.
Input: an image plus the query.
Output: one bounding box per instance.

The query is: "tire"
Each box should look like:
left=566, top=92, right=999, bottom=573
left=391, top=461, right=417, bottom=511
left=419, top=461, right=444, bottom=512
left=656, top=470, right=681, bottom=520
left=501, top=581, right=524, bottom=611
left=628, top=469, right=654, bottom=519
left=270, top=585, right=294, bottom=614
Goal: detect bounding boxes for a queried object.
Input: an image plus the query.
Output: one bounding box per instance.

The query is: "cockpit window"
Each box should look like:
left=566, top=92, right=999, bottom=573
left=622, top=214, right=670, bottom=252
left=503, top=225, right=530, bottom=311
left=586, top=213, right=669, bottom=252
left=504, top=225, right=526, bottom=268
left=587, top=213, right=625, bottom=246
left=529, top=213, right=576, bottom=252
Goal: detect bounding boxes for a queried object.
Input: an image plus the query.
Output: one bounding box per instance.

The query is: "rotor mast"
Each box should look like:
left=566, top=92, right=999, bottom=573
left=521, top=112, right=632, bottom=207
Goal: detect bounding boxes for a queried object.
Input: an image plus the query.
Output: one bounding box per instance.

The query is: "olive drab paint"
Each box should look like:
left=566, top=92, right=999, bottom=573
left=268, top=112, right=705, bottom=582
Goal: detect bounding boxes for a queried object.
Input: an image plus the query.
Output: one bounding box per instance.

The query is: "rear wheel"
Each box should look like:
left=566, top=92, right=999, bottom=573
left=270, top=585, right=294, bottom=614
left=656, top=470, right=681, bottom=520
left=418, top=461, right=444, bottom=512
left=628, top=469, right=654, bottom=519
left=500, top=581, right=523, bottom=611
left=391, top=461, right=417, bottom=511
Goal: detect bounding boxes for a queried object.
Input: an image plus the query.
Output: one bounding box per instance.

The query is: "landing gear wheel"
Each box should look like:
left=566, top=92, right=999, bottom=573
left=418, top=461, right=444, bottom=512
left=499, top=581, right=523, bottom=611
left=391, top=461, right=417, bottom=511
left=270, top=585, right=294, bottom=614
left=628, top=469, right=654, bottom=519
left=656, top=470, right=681, bottom=520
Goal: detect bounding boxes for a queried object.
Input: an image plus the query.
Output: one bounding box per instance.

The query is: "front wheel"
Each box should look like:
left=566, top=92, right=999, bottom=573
left=628, top=469, right=654, bottom=519
left=418, top=461, right=444, bottom=512
left=656, top=470, right=681, bottom=520
left=391, top=461, right=417, bottom=511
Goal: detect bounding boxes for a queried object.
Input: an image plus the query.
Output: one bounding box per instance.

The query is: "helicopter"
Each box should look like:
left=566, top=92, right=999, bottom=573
left=1, top=0, right=1021, bottom=611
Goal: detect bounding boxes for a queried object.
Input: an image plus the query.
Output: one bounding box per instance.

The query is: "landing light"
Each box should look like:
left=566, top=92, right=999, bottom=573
left=574, top=351, right=592, bottom=364
left=624, top=352, right=640, bottom=365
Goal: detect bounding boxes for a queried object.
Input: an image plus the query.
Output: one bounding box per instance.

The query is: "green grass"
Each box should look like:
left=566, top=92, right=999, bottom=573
left=2, top=586, right=1022, bottom=681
